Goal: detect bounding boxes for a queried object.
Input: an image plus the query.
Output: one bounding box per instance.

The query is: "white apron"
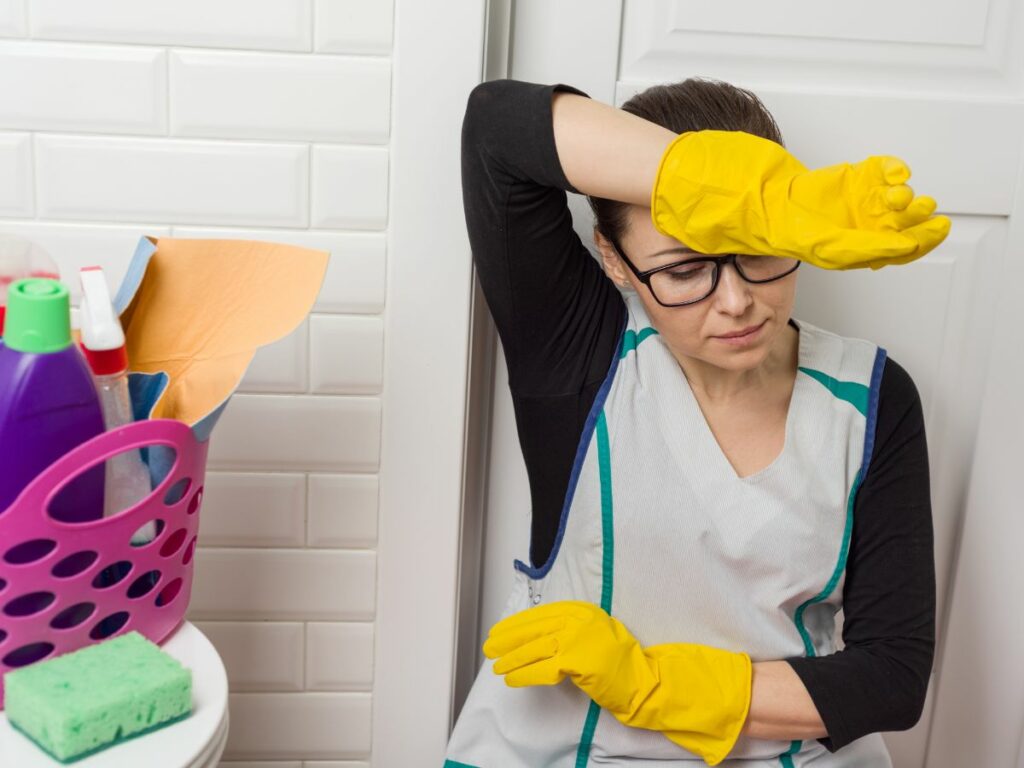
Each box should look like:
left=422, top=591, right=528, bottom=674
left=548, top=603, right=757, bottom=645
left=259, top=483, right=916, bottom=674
left=444, top=292, right=893, bottom=767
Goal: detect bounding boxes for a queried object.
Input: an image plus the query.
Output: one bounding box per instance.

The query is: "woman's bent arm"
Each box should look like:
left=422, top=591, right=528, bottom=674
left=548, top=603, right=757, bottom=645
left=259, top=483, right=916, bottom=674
left=551, top=90, right=676, bottom=205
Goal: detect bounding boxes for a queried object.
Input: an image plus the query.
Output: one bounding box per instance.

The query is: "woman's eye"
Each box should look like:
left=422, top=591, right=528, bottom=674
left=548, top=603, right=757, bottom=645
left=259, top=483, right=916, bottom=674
left=666, top=265, right=707, bottom=281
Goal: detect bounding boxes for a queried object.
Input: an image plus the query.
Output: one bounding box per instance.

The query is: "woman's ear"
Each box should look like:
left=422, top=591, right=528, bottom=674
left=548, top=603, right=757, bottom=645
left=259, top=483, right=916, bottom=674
left=594, top=229, right=630, bottom=289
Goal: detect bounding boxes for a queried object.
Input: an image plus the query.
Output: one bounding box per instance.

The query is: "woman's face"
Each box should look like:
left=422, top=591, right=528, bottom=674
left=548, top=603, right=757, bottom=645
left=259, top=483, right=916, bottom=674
left=599, top=205, right=798, bottom=374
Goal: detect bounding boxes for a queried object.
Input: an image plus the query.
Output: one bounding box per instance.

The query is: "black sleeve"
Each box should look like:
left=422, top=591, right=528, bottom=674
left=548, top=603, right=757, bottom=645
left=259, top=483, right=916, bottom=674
left=461, top=78, right=625, bottom=568
left=785, top=357, right=936, bottom=751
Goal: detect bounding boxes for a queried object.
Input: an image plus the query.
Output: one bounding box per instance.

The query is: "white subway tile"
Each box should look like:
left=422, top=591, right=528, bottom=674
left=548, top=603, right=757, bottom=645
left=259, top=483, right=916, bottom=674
left=0, top=133, right=32, bottom=217
left=171, top=50, right=389, bottom=143
left=171, top=227, right=386, bottom=314
left=311, top=146, right=387, bottom=230
left=208, top=394, right=381, bottom=472
left=189, top=549, right=375, bottom=621
left=0, top=0, right=26, bottom=37
left=303, top=763, right=370, bottom=768
left=36, top=135, right=309, bottom=227
left=305, top=622, right=373, bottom=691
left=199, top=472, right=306, bottom=547
left=307, top=474, right=378, bottom=548
left=224, top=693, right=371, bottom=760
left=0, top=222, right=169, bottom=305
left=240, top=320, right=309, bottom=394
left=30, top=0, right=311, bottom=52
left=309, top=315, right=382, bottom=394
left=315, top=0, right=394, bottom=55
left=0, top=41, right=165, bottom=134
left=192, top=621, right=304, bottom=692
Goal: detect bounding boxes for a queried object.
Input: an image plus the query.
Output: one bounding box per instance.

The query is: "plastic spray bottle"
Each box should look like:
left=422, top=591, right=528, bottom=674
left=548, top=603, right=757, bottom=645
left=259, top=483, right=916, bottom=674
left=78, top=266, right=156, bottom=544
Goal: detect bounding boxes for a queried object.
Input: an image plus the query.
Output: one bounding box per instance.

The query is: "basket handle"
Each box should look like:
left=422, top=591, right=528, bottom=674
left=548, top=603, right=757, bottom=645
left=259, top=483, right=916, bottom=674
left=2, top=418, right=200, bottom=523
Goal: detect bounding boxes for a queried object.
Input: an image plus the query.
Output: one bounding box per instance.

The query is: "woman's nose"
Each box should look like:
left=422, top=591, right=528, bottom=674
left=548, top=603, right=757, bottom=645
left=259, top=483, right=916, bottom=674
left=715, top=262, right=754, bottom=315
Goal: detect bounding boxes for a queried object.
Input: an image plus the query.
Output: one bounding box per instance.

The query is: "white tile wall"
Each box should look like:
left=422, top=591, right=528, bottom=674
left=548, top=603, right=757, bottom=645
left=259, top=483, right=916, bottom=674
left=224, top=693, right=372, bottom=760
left=315, top=0, right=394, bottom=55
left=0, top=133, right=32, bottom=216
left=36, top=135, right=309, bottom=227
left=208, top=395, right=381, bottom=472
left=306, top=622, right=374, bottom=690
left=0, top=4, right=393, bottom=762
left=189, top=548, right=376, bottom=621
left=0, top=41, right=166, bottom=134
left=311, top=145, right=389, bottom=229
left=307, top=474, right=378, bottom=548
left=170, top=50, right=391, bottom=143
left=194, top=621, right=305, bottom=692
left=309, top=315, right=384, bottom=394
left=30, top=0, right=312, bottom=52
left=199, top=472, right=307, bottom=547
left=241, top=321, right=310, bottom=394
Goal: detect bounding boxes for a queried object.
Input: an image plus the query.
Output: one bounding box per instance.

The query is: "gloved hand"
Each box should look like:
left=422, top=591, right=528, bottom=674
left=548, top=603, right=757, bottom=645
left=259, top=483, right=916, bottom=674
left=483, top=600, right=751, bottom=766
left=650, top=129, right=951, bottom=271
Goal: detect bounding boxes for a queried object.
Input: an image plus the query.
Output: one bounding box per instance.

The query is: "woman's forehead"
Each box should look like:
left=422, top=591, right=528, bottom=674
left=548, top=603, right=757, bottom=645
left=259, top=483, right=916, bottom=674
left=626, top=207, right=701, bottom=260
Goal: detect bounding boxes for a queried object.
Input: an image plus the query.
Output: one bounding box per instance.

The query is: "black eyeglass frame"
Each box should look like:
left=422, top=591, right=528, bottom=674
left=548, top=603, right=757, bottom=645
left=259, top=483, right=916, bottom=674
left=608, top=234, right=801, bottom=308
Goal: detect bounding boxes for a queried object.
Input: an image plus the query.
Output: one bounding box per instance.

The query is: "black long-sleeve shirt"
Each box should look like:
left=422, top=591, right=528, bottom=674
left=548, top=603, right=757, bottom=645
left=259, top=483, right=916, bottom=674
left=461, top=78, right=936, bottom=753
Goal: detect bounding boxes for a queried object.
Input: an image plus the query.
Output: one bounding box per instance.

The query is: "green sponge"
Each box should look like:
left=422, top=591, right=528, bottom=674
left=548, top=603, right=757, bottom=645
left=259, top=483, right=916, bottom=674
left=3, top=630, right=192, bottom=763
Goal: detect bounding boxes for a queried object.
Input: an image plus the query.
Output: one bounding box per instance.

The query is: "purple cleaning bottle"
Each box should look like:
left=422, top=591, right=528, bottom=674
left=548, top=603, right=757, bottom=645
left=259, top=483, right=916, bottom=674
left=0, top=278, right=105, bottom=524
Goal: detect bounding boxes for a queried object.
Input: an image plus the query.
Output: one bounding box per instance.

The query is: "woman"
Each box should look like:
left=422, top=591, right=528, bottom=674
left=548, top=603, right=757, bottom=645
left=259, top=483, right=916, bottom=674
left=444, top=79, right=942, bottom=767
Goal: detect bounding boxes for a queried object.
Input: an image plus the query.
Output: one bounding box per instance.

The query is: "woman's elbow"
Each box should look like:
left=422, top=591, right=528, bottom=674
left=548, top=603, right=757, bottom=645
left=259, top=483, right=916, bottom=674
left=462, top=79, right=513, bottom=146
left=885, top=662, right=931, bottom=733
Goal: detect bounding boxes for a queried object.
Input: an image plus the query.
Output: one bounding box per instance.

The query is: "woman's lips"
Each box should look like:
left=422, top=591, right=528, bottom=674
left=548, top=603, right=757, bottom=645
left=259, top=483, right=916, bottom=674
left=714, top=320, right=767, bottom=346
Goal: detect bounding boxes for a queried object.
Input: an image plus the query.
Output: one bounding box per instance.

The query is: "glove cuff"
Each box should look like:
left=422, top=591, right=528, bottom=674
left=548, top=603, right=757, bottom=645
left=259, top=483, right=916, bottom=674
left=613, top=643, right=753, bottom=766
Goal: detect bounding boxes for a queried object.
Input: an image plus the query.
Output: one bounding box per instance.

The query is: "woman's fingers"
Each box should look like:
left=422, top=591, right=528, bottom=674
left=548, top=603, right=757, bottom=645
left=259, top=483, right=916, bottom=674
left=487, top=600, right=596, bottom=637
left=503, top=657, right=567, bottom=688
left=897, top=214, right=952, bottom=259
left=887, top=195, right=937, bottom=229
left=812, top=227, right=918, bottom=268
left=884, top=184, right=914, bottom=211
left=881, top=156, right=911, bottom=185
left=484, top=615, right=566, bottom=657
left=492, top=635, right=560, bottom=675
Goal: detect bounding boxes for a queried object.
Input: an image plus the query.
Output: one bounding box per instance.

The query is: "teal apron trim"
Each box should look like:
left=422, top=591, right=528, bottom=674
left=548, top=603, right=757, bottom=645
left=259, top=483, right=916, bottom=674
left=779, top=739, right=801, bottom=767
left=797, top=366, right=869, bottom=417
left=575, top=409, right=615, bottom=767
left=619, top=326, right=659, bottom=359
left=443, top=761, right=479, bottom=768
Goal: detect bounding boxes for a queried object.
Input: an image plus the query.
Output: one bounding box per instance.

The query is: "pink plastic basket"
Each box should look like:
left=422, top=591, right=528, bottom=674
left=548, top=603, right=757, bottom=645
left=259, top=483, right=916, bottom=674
left=0, top=418, right=207, bottom=708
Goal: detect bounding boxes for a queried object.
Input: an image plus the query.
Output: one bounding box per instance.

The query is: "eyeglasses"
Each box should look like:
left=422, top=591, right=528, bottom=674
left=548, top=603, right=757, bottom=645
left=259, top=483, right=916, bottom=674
left=608, top=235, right=800, bottom=308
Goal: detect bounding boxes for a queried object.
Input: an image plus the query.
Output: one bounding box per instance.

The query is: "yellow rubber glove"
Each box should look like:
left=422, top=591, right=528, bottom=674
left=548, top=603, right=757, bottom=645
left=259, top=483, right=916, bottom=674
left=650, top=129, right=952, bottom=271
left=483, top=600, right=751, bottom=766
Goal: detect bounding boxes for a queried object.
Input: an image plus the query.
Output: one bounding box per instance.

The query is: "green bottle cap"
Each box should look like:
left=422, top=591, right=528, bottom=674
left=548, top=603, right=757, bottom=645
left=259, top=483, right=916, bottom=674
left=3, top=278, right=72, bottom=353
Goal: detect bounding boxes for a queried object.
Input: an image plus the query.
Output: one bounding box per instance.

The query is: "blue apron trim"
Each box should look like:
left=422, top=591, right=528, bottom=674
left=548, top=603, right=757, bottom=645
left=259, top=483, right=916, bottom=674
left=575, top=408, right=617, bottom=766
left=514, top=304, right=628, bottom=578
left=860, top=347, right=887, bottom=476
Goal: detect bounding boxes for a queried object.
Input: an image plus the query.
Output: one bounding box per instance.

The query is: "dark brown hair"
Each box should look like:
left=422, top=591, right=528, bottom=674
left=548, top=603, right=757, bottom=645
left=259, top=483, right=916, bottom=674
left=588, top=77, right=785, bottom=247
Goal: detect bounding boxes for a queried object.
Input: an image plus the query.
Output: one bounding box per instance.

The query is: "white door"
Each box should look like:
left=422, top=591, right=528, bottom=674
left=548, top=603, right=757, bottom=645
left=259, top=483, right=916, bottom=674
left=460, top=2, right=1024, bottom=766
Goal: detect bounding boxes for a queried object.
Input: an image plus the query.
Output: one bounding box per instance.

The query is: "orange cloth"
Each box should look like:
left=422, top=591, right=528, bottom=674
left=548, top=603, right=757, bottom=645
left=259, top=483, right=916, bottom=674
left=119, top=237, right=327, bottom=426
